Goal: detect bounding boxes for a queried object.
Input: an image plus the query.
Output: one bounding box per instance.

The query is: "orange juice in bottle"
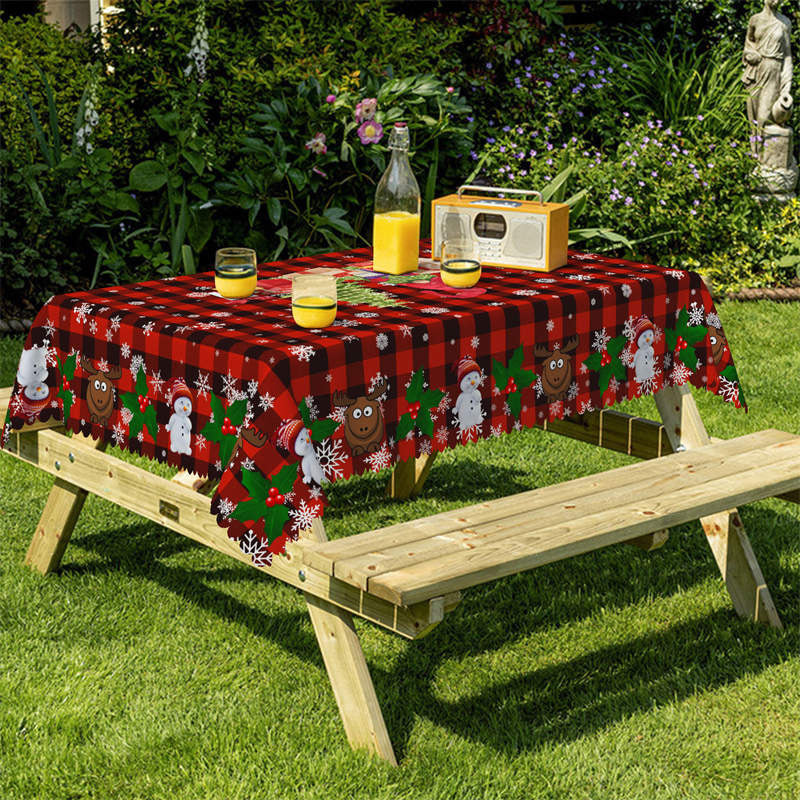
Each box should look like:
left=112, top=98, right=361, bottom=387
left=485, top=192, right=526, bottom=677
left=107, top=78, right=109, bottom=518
left=372, top=122, right=420, bottom=274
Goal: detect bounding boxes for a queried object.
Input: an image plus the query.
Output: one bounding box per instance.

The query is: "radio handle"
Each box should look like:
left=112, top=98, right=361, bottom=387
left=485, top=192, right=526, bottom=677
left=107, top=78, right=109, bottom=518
left=457, top=185, right=544, bottom=204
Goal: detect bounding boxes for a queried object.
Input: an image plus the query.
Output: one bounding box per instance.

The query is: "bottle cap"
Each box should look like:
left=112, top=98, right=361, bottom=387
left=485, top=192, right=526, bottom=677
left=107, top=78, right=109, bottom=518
left=394, top=121, right=407, bottom=128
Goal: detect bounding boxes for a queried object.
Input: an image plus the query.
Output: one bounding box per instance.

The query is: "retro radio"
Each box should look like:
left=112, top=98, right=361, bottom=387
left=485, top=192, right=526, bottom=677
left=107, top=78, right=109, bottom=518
left=431, top=185, right=569, bottom=272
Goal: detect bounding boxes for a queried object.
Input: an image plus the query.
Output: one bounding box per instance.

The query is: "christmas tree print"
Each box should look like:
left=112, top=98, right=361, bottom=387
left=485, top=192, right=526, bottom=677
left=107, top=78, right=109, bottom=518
left=336, top=278, right=407, bottom=308
left=396, top=369, right=444, bottom=439
left=583, top=335, right=627, bottom=394
left=201, top=392, right=248, bottom=468
left=56, top=353, right=77, bottom=422
left=493, top=345, right=536, bottom=418
left=299, top=397, right=341, bottom=441
left=664, top=307, right=707, bottom=372
left=230, top=463, right=298, bottom=543
left=121, top=366, right=157, bottom=441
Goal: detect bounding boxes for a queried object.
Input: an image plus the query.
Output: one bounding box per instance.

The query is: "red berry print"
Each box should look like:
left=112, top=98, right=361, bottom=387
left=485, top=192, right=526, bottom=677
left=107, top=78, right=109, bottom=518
left=410, top=410, right=418, bottom=420
left=268, top=486, right=279, bottom=497
left=275, top=493, right=285, bottom=504
left=600, top=350, right=611, bottom=367
left=266, top=496, right=275, bottom=508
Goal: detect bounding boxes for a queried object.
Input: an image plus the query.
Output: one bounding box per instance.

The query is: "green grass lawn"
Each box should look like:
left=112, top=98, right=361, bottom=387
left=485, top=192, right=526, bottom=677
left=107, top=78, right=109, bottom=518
left=1, top=300, right=798, bottom=800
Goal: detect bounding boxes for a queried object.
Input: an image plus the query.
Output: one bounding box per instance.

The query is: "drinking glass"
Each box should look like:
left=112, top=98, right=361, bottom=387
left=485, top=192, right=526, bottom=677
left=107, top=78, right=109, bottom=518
left=291, top=274, right=338, bottom=328
left=214, top=247, right=257, bottom=298
left=440, top=238, right=481, bottom=288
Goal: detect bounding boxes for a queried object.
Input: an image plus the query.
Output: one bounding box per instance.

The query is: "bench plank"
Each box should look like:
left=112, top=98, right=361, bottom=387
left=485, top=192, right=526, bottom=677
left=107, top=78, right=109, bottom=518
left=301, top=430, right=791, bottom=577
left=328, top=433, right=799, bottom=590
left=368, top=446, right=800, bottom=605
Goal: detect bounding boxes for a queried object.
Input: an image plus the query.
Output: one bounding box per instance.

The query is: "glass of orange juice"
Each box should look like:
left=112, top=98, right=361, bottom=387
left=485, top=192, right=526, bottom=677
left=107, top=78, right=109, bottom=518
left=215, top=247, right=257, bottom=298
left=440, top=239, right=481, bottom=288
left=291, top=274, right=337, bottom=328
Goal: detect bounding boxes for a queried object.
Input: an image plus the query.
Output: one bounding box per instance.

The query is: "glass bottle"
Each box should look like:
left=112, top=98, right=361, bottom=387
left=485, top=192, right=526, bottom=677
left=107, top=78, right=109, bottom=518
left=372, top=122, right=421, bottom=274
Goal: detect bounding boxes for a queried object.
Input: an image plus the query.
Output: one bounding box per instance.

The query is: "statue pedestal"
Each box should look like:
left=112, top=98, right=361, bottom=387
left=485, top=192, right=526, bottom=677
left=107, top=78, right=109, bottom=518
left=752, top=124, right=798, bottom=203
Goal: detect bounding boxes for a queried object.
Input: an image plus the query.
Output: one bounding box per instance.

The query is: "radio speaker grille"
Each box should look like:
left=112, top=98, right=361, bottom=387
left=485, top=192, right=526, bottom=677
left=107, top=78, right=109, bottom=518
left=505, top=218, right=544, bottom=261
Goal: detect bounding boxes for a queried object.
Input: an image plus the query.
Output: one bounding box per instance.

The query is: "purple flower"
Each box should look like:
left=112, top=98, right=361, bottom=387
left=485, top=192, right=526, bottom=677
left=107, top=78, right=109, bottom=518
left=651, top=170, right=658, bottom=177
left=357, top=120, right=383, bottom=144
left=697, top=114, right=704, bottom=121
left=305, top=132, right=327, bottom=155
left=466, top=115, right=474, bottom=122
left=502, top=125, right=511, bottom=132
left=326, top=94, right=336, bottom=104
left=355, top=97, right=377, bottom=123
left=544, top=81, right=552, bottom=88
left=487, top=137, right=496, bottom=144
left=499, top=146, right=506, bottom=153
left=576, top=111, right=584, bottom=117
left=625, top=196, right=633, bottom=205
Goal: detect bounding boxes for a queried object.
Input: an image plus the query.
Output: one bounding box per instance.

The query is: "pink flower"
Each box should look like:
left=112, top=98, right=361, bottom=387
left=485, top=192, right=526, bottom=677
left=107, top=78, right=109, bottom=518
left=355, top=97, right=377, bottom=123
left=304, top=132, right=327, bottom=155
left=326, top=94, right=336, bottom=103
left=357, top=119, right=383, bottom=144
left=312, top=166, right=327, bottom=178
left=446, top=86, right=454, bottom=93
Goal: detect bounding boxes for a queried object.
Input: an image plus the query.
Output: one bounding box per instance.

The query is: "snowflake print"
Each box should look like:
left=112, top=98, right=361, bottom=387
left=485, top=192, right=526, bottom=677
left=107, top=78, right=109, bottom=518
left=663, top=352, right=673, bottom=372
left=309, top=485, right=323, bottom=500
left=9, top=394, right=24, bottom=414
left=129, top=354, right=145, bottom=377
left=105, top=329, right=114, bottom=342
left=399, top=324, right=413, bottom=338
left=592, top=328, right=611, bottom=352
left=435, top=427, right=449, bottom=446
left=688, top=302, right=705, bottom=327
left=73, top=302, right=93, bottom=324
left=375, top=332, right=389, bottom=351
left=534, top=375, right=545, bottom=398
left=491, top=424, right=504, bottom=438
left=420, top=306, right=450, bottom=315
left=342, top=335, right=358, bottom=343
left=247, top=379, right=259, bottom=397
left=567, top=381, right=580, bottom=401
left=469, top=335, right=480, bottom=351
left=43, top=343, right=58, bottom=368
left=136, top=430, right=145, bottom=443
left=112, top=422, right=126, bottom=446
left=513, top=289, right=541, bottom=296
left=670, top=362, right=693, bottom=386
left=194, top=433, right=207, bottom=451
left=120, top=407, right=133, bottom=425
left=222, top=372, right=239, bottom=402
left=549, top=400, right=564, bottom=418
left=608, top=376, right=620, bottom=393
left=332, top=318, right=359, bottom=328
left=622, top=315, right=637, bottom=342
left=289, top=499, right=321, bottom=533
left=546, top=319, right=555, bottom=332
left=304, top=395, right=319, bottom=421
left=620, top=283, right=632, bottom=298
left=578, top=399, right=594, bottom=415
left=211, top=311, right=232, bottom=318
left=706, top=311, right=721, bottom=328
left=149, top=371, right=164, bottom=397
left=142, top=320, right=156, bottom=337
left=329, top=405, right=347, bottom=425
left=366, top=444, right=393, bottom=472
left=438, top=392, right=452, bottom=413
left=41, top=320, right=57, bottom=340
left=289, top=344, right=315, bottom=362
left=418, top=439, right=432, bottom=456
left=637, top=374, right=659, bottom=396
left=354, top=311, right=379, bottom=318
left=195, top=321, right=224, bottom=330
left=719, top=376, right=739, bottom=404
left=598, top=285, right=611, bottom=296
left=187, top=290, right=213, bottom=299
left=314, top=438, right=348, bottom=482
left=121, top=342, right=131, bottom=360
left=217, top=498, right=236, bottom=518
left=620, top=345, right=635, bottom=368
left=564, top=273, right=594, bottom=282
left=241, top=457, right=255, bottom=471
left=96, top=358, right=110, bottom=373
left=194, top=372, right=211, bottom=399
left=502, top=401, right=512, bottom=417
left=534, top=276, right=557, bottom=283
left=665, top=269, right=686, bottom=279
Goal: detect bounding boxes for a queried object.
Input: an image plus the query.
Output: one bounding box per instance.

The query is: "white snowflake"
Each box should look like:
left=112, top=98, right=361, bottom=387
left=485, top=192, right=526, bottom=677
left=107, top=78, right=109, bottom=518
left=514, top=289, right=541, bottom=296
left=211, top=311, right=232, bottom=318
left=136, top=430, right=145, bottom=443
left=719, top=377, right=739, bottom=404
left=491, top=424, right=504, bottom=438
left=290, top=345, right=315, bottom=362
left=217, top=498, right=236, bottom=518
left=304, top=395, right=319, bottom=421
left=73, top=302, right=93, bottom=324
left=194, top=433, right=207, bottom=451
left=109, top=316, right=121, bottom=333
left=549, top=400, right=564, bottom=418
left=706, top=311, right=721, bottom=328
left=247, top=379, right=259, bottom=397
left=289, top=499, right=321, bottom=533
left=253, top=392, right=273, bottom=412
left=598, top=285, right=611, bottom=296
left=663, top=352, right=673, bottom=371
left=121, top=342, right=131, bottom=359
left=592, top=328, right=611, bottom=352
left=534, top=375, right=545, bottom=398
left=142, top=320, right=156, bottom=337
left=105, top=329, right=114, bottom=342
left=435, top=427, right=449, bottom=445
left=419, top=439, right=432, bottom=456
left=195, top=321, right=224, bottom=330
left=241, top=457, right=255, bottom=471
left=149, top=371, right=164, bottom=397
left=332, top=318, right=359, bottom=328
left=9, top=394, right=24, bottom=414
left=365, top=444, right=393, bottom=472
left=399, top=324, right=413, bottom=338
left=620, top=345, right=634, bottom=367
left=354, top=311, right=379, bottom=319
left=43, top=320, right=56, bottom=338
left=194, top=372, right=211, bottom=399
left=222, top=372, right=239, bottom=402
left=503, top=401, right=512, bottom=417
left=637, top=373, right=659, bottom=396
left=534, top=276, right=557, bottom=283
left=564, top=273, right=594, bottom=282
left=187, top=290, right=213, bottom=299
left=129, top=354, right=145, bottom=377
left=438, top=392, right=452, bottom=413
left=112, top=422, right=126, bottom=445
left=44, top=344, right=58, bottom=368
left=670, top=362, right=693, bottom=386
left=608, top=376, right=620, bottom=392
left=420, top=306, right=450, bottom=314
left=376, top=332, right=389, bottom=351
left=620, top=283, right=632, bottom=298
left=688, top=302, right=705, bottom=327
left=329, top=405, right=347, bottom=425
left=120, top=407, right=133, bottom=425
left=567, top=381, right=580, bottom=401
left=546, top=319, right=555, bottom=332
left=578, top=399, right=594, bottom=414
left=314, top=438, right=348, bottom=482
left=622, top=315, right=637, bottom=341
left=309, top=485, right=323, bottom=500
left=665, top=269, right=686, bottom=279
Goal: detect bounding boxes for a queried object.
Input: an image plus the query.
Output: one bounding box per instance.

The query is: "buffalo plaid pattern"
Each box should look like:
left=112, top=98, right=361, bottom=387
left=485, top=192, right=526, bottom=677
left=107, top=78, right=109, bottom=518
left=2, top=244, right=745, bottom=567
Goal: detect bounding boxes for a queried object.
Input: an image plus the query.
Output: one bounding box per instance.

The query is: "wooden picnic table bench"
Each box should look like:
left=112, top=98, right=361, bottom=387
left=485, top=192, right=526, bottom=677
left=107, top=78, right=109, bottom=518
left=3, top=383, right=798, bottom=765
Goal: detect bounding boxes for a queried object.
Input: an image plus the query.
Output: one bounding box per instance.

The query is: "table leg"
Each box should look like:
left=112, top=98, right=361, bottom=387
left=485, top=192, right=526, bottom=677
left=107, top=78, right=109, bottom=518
left=303, top=519, right=397, bottom=765
left=25, top=437, right=107, bottom=575
left=654, top=384, right=782, bottom=628
left=387, top=452, right=437, bottom=500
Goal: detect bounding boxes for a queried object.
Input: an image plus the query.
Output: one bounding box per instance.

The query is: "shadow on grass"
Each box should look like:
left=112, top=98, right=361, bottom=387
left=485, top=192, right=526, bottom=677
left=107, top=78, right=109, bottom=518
left=65, top=498, right=798, bottom=761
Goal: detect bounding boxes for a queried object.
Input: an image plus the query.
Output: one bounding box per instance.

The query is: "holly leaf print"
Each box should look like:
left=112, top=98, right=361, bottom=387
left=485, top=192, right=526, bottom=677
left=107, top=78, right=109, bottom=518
left=227, top=398, right=248, bottom=427
left=583, top=351, right=602, bottom=371
left=406, top=370, right=425, bottom=403
left=310, top=418, right=340, bottom=441
left=62, top=353, right=77, bottom=381
left=242, top=467, right=271, bottom=502
left=493, top=358, right=508, bottom=391
left=271, top=462, right=299, bottom=494
left=396, top=412, right=414, bottom=442
left=299, top=398, right=312, bottom=428
left=416, top=408, right=434, bottom=437
left=265, top=504, right=290, bottom=543
left=135, top=366, right=148, bottom=397
left=607, top=335, right=627, bottom=358
left=508, top=391, right=522, bottom=419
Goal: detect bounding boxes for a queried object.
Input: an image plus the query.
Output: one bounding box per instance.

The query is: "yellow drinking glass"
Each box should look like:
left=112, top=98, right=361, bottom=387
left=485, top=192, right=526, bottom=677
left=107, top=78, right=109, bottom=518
left=215, top=247, right=257, bottom=298
left=292, top=274, right=337, bottom=328
left=440, top=239, right=481, bottom=288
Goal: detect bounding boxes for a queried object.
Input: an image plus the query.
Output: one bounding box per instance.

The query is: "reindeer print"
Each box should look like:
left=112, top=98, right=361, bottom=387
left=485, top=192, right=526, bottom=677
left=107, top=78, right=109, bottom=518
left=332, top=378, right=387, bottom=456
left=81, top=356, right=122, bottom=425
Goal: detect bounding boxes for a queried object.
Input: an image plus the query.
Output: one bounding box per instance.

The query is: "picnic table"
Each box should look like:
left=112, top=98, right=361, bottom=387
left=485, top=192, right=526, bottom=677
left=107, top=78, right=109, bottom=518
left=3, top=243, right=799, bottom=766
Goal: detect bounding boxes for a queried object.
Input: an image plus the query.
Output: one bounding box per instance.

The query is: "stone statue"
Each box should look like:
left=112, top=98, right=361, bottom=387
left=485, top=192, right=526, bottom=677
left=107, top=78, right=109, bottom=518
left=743, top=0, right=798, bottom=200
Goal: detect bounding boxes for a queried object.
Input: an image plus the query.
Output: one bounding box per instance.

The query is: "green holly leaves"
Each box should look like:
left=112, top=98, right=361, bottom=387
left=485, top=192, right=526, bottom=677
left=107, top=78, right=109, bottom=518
left=299, top=398, right=340, bottom=441
left=57, top=353, right=77, bottom=422
left=664, top=308, right=707, bottom=371
left=583, top=335, right=627, bottom=394
left=396, top=369, right=444, bottom=440
left=231, top=462, right=298, bottom=542
left=201, top=393, right=248, bottom=467
left=493, top=345, right=536, bottom=418
left=121, top=366, right=157, bottom=442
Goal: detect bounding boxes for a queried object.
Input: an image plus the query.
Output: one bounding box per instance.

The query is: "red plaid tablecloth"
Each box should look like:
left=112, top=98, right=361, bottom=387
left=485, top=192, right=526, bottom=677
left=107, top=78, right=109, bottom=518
left=2, top=244, right=745, bottom=567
